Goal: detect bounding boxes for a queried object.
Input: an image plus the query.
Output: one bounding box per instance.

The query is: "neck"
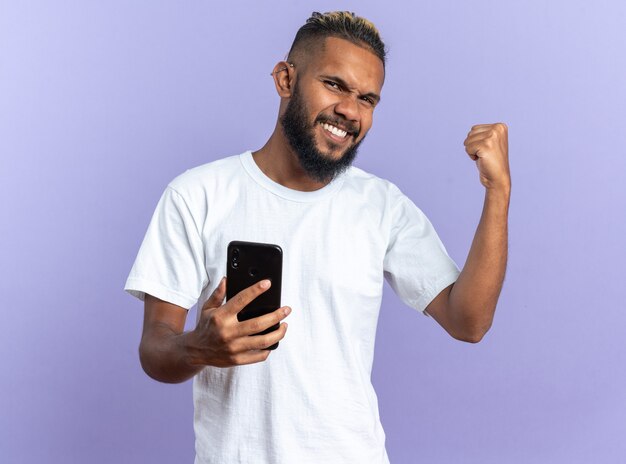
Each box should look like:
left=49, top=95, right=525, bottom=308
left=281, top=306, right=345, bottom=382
left=252, top=123, right=330, bottom=192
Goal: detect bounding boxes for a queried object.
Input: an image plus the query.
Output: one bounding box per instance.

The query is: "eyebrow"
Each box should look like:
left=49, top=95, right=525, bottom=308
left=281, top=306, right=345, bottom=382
left=320, top=74, right=381, bottom=104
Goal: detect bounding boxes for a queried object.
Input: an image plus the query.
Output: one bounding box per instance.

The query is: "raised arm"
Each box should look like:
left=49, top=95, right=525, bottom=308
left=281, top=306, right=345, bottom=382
left=425, top=123, right=510, bottom=343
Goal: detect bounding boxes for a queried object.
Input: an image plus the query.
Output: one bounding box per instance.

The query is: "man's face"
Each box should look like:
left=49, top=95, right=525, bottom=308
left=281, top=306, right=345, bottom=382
left=280, top=37, right=385, bottom=182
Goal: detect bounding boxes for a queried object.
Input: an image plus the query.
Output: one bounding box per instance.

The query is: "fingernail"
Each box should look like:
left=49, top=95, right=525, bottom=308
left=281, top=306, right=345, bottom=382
left=284, top=306, right=291, bottom=316
left=260, top=279, right=271, bottom=289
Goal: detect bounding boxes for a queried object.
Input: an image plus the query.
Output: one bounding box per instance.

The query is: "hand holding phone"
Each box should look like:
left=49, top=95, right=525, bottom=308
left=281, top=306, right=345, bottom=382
left=187, top=278, right=290, bottom=368
left=226, top=241, right=283, bottom=349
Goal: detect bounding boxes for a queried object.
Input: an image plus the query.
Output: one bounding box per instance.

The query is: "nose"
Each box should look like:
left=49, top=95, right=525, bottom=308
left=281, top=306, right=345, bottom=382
left=333, top=93, right=360, bottom=123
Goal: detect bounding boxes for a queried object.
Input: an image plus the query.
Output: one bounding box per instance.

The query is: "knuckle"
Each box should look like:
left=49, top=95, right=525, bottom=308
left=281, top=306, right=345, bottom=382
left=215, top=328, right=229, bottom=344
left=253, top=338, right=268, bottom=350
left=208, top=311, right=223, bottom=328
left=248, top=319, right=261, bottom=333
left=255, top=334, right=275, bottom=350
left=229, top=350, right=247, bottom=365
left=225, top=342, right=238, bottom=355
left=217, top=317, right=232, bottom=335
left=224, top=325, right=238, bottom=342
left=212, top=318, right=232, bottom=341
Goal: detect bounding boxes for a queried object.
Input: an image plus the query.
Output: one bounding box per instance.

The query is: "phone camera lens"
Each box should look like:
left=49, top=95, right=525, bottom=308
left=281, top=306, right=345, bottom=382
left=232, top=261, right=239, bottom=269
left=232, top=248, right=240, bottom=258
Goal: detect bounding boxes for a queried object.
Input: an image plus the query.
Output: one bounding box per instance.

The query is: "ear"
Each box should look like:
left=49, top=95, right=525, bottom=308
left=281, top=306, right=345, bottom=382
left=271, top=61, right=295, bottom=98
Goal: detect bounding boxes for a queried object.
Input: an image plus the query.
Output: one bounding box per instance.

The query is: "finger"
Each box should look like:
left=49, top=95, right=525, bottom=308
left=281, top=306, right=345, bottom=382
left=230, top=348, right=272, bottom=366
left=235, top=322, right=289, bottom=352
left=223, top=279, right=272, bottom=316
left=470, top=123, right=494, bottom=132
left=236, top=306, right=291, bottom=337
left=463, top=133, right=491, bottom=147
left=465, top=142, right=487, bottom=160
left=466, top=130, right=491, bottom=143
left=201, top=277, right=226, bottom=311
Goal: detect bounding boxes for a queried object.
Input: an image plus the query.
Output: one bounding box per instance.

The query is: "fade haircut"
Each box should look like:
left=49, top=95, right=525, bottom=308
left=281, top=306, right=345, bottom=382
left=287, top=11, right=387, bottom=69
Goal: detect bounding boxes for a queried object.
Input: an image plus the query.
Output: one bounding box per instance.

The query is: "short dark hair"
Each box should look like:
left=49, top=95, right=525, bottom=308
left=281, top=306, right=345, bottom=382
left=287, top=11, right=387, bottom=68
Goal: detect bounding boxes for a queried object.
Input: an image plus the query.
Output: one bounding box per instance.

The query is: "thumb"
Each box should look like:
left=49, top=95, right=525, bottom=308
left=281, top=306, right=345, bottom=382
left=202, top=277, right=226, bottom=311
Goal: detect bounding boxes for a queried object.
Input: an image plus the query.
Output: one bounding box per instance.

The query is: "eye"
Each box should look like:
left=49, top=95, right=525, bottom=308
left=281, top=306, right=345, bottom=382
left=324, top=80, right=341, bottom=90
left=359, top=96, right=378, bottom=109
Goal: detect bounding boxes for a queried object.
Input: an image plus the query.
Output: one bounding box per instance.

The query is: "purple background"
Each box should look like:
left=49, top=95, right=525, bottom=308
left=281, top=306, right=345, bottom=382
left=1, top=1, right=625, bottom=463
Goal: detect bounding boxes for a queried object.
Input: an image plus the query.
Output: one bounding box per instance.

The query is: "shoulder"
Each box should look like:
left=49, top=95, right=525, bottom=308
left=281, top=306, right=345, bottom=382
left=161, top=152, right=249, bottom=210
left=168, top=155, right=241, bottom=191
left=343, top=166, right=431, bottom=230
left=154, top=152, right=247, bottom=221
left=342, top=165, right=406, bottom=204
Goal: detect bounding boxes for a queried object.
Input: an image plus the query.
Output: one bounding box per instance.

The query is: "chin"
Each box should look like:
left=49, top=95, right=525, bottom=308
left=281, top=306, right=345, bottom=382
left=320, top=148, right=346, bottom=160
left=315, top=139, right=352, bottom=160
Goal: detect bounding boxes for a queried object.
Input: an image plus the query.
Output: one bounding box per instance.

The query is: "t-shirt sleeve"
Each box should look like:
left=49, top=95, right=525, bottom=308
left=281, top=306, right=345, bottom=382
left=124, top=186, right=209, bottom=309
left=383, top=188, right=460, bottom=315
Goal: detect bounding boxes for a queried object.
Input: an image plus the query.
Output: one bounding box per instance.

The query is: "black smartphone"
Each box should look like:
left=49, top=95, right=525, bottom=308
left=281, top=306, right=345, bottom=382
left=226, top=240, right=283, bottom=350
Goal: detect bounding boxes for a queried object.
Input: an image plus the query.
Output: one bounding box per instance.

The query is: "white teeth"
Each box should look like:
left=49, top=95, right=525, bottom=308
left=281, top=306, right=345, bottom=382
left=322, top=122, right=348, bottom=138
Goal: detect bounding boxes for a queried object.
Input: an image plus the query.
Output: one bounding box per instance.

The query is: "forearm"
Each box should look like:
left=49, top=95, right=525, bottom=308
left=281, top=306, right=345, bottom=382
left=448, top=187, right=510, bottom=340
left=139, top=327, right=202, bottom=384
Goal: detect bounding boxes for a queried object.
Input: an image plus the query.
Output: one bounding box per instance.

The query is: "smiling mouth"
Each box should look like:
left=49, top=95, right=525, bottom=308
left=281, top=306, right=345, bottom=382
left=318, top=121, right=355, bottom=141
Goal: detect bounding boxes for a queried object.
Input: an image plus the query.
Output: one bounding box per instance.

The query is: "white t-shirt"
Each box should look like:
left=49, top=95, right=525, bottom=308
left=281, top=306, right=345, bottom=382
left=125, top=151, right=460, bottom=464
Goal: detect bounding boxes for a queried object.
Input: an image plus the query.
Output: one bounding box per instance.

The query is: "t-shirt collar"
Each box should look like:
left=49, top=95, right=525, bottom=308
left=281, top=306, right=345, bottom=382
left=240, top=150, right=346, bottom=203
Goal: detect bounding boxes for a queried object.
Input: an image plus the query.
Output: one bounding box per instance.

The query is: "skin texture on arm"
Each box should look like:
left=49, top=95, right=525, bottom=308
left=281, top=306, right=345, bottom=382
left=139, top=278, right=291, bottom=383
left=139, top=296, right=201, bottom=383
left=425, top=123, right=510, bottom=343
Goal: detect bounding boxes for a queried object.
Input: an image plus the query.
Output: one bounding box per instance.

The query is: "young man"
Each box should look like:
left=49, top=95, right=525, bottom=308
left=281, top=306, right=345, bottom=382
left=125, top=11, right=510, bottom=464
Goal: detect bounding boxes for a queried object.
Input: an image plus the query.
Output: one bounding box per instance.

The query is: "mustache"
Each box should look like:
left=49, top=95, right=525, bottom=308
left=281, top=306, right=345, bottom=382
left=315, top=116, right=360, bottom=138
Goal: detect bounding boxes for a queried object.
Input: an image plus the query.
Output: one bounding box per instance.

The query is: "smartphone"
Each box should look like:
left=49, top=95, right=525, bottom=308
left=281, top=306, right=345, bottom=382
left=226, top=240, right=283, bottom=350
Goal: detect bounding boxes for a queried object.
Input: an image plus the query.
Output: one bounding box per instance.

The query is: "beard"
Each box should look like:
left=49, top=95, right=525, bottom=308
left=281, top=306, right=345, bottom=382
left=280, top=83, right=364, bottom=183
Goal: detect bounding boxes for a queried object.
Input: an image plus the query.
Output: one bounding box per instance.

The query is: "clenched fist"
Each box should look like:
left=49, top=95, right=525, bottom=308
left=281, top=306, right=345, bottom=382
left=464, top=123, right=510, bottom=192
